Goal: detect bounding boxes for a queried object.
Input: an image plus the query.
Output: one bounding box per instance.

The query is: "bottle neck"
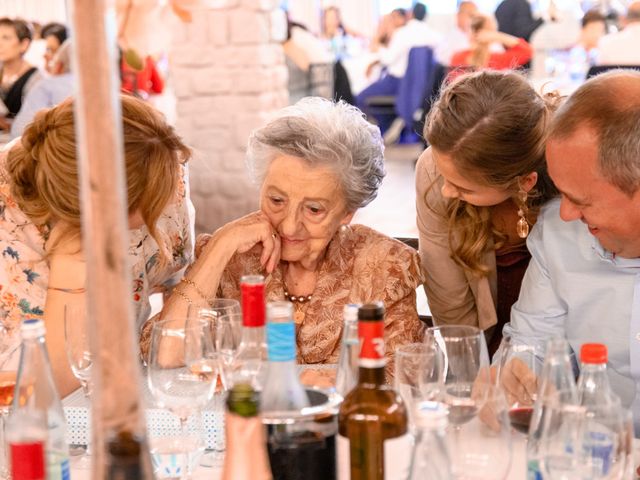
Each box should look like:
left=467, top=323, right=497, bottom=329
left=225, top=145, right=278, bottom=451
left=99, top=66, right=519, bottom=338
left=357, top=365, right=386, bottom=386
left=240, top=325, right=265, bottom=347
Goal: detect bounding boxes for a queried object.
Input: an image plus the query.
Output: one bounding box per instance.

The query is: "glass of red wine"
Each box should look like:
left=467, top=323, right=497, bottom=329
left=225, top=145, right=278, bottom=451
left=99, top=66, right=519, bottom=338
left=497, top=336, right=544, bottom=436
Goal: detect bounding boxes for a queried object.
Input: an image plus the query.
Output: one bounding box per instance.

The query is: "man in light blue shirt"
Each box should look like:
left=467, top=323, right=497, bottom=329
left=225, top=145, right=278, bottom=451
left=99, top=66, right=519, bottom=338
left=10, top=39, right=73, bottom=139
left=504, top=70, right=640, bottom=425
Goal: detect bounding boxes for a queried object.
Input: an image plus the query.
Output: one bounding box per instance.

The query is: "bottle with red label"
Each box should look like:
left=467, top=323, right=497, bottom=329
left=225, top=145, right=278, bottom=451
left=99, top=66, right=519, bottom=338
left=337, top=302, right=411, bottom=480
left=232, top=275, right=268, bottom=389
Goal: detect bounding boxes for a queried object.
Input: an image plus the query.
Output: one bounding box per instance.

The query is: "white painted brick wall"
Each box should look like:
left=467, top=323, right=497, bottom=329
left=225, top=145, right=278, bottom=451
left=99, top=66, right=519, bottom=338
left=171, top=3, right=288, bottom=234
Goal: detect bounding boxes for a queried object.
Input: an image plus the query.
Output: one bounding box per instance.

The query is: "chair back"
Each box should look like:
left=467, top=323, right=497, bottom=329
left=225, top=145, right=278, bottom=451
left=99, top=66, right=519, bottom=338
left=395, top=46, right=437, bottom=126
left=586, top=64, right=640, bottom=79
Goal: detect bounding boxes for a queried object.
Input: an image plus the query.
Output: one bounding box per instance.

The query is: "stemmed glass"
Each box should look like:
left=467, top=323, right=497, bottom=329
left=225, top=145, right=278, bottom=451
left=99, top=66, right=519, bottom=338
left=425, top=325, right=512, bottom=480
left=148, top=318, right=217, bottom=479
left=394, top=342, right=442, bottom=431
left=64, top=303, right=93, bottom=468
left=188, top=303, right=241, bottom=468
left=497, top=336, right=544, bottom=435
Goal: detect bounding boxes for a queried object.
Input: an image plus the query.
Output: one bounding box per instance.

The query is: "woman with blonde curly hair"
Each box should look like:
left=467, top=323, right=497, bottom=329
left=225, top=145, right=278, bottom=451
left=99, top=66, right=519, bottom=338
left=416, top=70, right=560, bottom=354
left=0, top=94, right=193, bottom=395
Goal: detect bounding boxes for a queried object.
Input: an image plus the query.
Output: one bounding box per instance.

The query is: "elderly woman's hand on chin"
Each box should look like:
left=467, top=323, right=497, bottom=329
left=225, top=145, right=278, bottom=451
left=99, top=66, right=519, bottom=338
left=196, top=210, right=281, bottom=274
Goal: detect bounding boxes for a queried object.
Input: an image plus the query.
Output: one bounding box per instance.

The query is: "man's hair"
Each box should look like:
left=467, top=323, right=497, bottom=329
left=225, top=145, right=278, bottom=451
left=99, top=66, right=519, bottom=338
left=581, top=9, right=606, bottom=28
left=549, top=70, right=640, bottom=196
left=391, top=8, right=406, bottom=17
left=413, top=3, right=427, bottom=21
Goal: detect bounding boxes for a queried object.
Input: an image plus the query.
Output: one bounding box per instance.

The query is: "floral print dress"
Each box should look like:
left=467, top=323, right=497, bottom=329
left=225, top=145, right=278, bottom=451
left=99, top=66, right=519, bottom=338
left=0, top=156, right=194, bottom=370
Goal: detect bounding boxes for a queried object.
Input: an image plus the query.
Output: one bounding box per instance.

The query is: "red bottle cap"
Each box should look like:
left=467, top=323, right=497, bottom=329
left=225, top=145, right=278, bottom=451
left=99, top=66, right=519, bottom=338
left=358, top=302, right=386, bottom=368
left=11, top=441, right=45, bottom=480
left=580, top=343, right=608, bottom=364
left=240, top=275, right=265, bottom=327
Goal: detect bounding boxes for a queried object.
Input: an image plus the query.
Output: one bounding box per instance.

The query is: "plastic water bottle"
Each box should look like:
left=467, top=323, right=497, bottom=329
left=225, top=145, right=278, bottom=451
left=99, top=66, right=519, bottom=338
left=577, top=343, right=624, bottom=478
left=261, top=301, right=309, bottom=412
left=527, top=338, right=578, bottom=480
left=7, top=319, right=70, bottom=479
left=409, top=401, right=452, bottom=480
left=335, top=304, right=360, bottom=397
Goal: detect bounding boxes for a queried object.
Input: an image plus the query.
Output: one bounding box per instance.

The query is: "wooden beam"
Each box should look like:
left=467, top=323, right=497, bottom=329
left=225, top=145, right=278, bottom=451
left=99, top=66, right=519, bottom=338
left=68, top=0, right=153, bottom=477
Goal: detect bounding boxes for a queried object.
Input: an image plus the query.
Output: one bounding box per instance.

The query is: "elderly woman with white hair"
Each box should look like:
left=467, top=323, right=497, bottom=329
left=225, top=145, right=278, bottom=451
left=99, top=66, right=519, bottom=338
left=142, top=97, right=424, bottom=365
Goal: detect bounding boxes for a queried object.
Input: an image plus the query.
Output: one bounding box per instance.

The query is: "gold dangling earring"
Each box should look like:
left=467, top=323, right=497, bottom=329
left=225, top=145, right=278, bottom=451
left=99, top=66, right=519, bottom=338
left=516, top=189, right=529, bottom=239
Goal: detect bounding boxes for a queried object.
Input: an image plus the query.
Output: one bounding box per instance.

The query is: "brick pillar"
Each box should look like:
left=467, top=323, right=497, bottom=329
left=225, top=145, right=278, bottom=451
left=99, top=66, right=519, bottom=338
left=170, top=0, right=289, bottom=234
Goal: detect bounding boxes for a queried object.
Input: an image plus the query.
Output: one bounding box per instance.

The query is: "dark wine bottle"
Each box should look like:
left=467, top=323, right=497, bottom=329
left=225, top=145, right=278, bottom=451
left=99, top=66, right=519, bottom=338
left=337, top=302, right=411, bottom=480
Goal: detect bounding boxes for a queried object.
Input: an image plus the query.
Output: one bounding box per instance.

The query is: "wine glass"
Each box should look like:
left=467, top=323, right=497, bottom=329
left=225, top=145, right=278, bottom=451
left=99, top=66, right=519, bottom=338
left=497, top=336, right=544, bottom=435
left=64, top=303, right=94, bottom=468
left=538, top=390, right=586, bottom=480
left=394, top=342, right=442, bottom=431
left=424, top=326, right=491, bottom=427
left=425, top=325, right=512, bottom=480
left=148, top=318, right=217, bottom=479
left=188, top=301, right=241, bottom=468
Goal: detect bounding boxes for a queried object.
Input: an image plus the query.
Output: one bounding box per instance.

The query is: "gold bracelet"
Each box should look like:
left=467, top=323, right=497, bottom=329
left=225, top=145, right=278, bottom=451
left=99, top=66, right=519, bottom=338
left=173, top=286, right=193, bottom=305
left=47, top=286, right=86, bottom=294
left=180, top=277, right=212, bottom=306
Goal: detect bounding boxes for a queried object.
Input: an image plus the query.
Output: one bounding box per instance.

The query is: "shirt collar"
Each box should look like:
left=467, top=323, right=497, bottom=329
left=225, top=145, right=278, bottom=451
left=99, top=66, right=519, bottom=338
left=591, top=235, right=640, bottom=268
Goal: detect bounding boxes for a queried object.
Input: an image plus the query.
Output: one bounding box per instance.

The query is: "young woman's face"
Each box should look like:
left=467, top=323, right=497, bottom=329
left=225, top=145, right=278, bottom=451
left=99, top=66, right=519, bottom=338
left=0, top=25, right=27, bottom=63
left=433, top=148, right=513, bottom=207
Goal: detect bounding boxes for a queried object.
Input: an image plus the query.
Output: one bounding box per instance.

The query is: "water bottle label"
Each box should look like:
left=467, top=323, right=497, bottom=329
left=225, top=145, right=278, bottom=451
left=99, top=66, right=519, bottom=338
left=583, top=429, right=614, bottom=475
left=47, top=452, right=70, bottom=480
left=527, top=459, right=542, bottom=480
left=266, top=322, right=296, bottom=361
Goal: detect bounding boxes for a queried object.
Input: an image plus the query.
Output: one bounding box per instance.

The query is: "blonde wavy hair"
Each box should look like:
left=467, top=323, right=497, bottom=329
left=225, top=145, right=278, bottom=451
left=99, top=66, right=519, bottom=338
left=424, top=70, right=561, bottom=276
left=7, top=94, right=190, bottom=256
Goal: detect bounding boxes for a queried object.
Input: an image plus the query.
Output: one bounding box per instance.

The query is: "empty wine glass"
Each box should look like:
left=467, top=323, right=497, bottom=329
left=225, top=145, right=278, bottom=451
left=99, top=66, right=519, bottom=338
left=538, top=390, right=586, bottom=480
left=425, top=325, right=511, bottom=480
left=497, top=336, right=544, bottom=435
left=188, top=302, right=241, bottom=468
left=394, top=343, right=442, bottom=430
left=425, top=325, right=491, bottom=428
left=148, top=318, right=217, bottom=479
left=64, top=303, right=93, bottom=468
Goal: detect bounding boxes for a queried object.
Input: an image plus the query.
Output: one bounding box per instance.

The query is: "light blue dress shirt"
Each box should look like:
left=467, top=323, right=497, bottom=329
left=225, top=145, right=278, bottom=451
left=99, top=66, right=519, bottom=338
left=504, top=198, right=640, bottom=429
left=10, top=73, right=74, bottom=139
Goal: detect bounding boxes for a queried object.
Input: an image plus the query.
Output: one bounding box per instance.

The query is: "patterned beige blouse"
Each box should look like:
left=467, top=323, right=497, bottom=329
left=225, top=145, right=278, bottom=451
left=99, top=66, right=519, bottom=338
left=218, top=224, right=425, bottom=365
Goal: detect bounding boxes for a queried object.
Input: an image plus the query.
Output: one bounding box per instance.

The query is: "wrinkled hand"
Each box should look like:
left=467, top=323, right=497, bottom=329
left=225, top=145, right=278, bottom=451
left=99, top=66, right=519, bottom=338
left=499, top=357, right=538, bottom=407
left=201, top=211, right=281, bottom=273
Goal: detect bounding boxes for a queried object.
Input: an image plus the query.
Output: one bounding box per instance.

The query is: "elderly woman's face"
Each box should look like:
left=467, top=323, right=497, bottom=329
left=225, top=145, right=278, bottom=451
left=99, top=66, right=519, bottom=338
left=261, top=155, right=354, bottom=268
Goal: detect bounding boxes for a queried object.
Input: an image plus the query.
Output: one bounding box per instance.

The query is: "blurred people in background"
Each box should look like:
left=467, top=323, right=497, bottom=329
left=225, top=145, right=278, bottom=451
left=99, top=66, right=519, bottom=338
left=320, top=6, right=364, bottom=60
left=357, top=3, right=442, bottom=117
left=436, top=1, right=479, bottom=66
left=0, top=18, right=41, bottom=131
left=41, top=22, right=68, bottom=74
left=597, top=1, right=640, bottom=65
left=11, top=39, right=74, bottom=139
left=495, top=0, right=551, bottom=41
left=120, top=53, right=165, bottom=99
left=372, top=8, right=407, bottom=50
left=23, top=21, right=45, bottom=71
left=450, top=14, right=532, bottom=72
left=563, top=9, right=607, bottom=78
